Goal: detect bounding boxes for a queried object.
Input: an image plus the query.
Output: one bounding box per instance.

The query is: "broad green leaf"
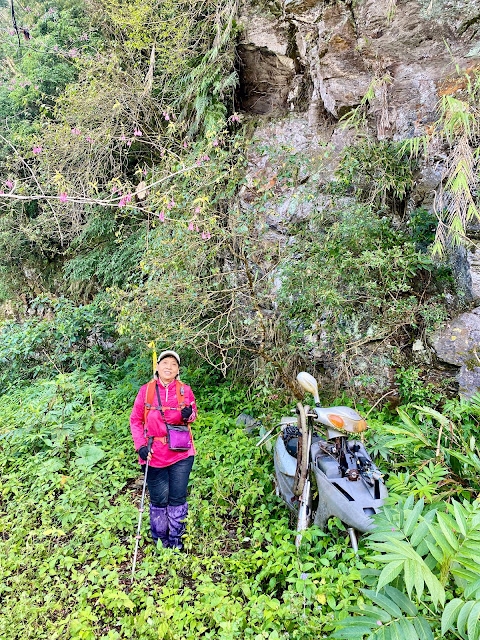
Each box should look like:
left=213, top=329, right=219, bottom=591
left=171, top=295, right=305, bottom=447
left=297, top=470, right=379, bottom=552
left=414, top=566, right=425, bottom=603
left=414, top=616, right=434, bottom=640
left=451, top=501, right=468, bottom=537
left=361, top=590, right=403, bottom=619
left=404, top=499, right=425, bottom=536
left=75, top=444, right=105, bottom=469
left=331, top=623, right=374, bottom=639
left=465, top=580, right=480, bottom=599
left=436, top=512, right=460, bottom=552
left=427, top=522, right=453, bottom=557
left=377, top=561, right=404, bottom=592
left=422, top=566, right=445, bottom=608
left=458, top=601, right=476, bottom=638
left=441, top=598, right=464, bottom=635
left=398, top=617, right=420, bottom=640
left=350, top=605, right=392, bottom=623
left=404, top=558, right=415, bottom=599
left=384, top=586, right=418, bottom=616
left=410, top=519, right=431, bottom=548
left=467, top=600, right=480, bottom=640
left=425, top=538, right=444, bottom=563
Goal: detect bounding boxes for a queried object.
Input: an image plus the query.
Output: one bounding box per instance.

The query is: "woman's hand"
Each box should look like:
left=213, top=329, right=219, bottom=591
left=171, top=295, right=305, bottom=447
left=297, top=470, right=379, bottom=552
left=181, top=405, right=193, bottom=421
left=138, top=445, right=153, bottom=462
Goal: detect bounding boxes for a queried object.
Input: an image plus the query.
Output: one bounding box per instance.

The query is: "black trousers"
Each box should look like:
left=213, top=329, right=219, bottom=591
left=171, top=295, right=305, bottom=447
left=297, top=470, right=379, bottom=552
left=141, top=456, right=194, bottom=507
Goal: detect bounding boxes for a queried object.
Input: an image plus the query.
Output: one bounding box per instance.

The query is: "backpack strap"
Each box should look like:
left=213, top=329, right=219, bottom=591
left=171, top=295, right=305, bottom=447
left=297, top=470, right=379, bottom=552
left=175, top=379, right=186, bottom=410
left=143, top=379, right=157, bottom=428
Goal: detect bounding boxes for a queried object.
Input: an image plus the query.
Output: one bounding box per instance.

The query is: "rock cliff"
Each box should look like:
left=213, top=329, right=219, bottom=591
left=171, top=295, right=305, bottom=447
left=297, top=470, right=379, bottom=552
left=237, top=0, right=480, bottom=399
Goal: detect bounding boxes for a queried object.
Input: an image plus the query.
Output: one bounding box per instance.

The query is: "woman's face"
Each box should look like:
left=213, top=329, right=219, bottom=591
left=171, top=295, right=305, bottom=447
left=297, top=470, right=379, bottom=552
left=156, top=357, right=179, bottom=383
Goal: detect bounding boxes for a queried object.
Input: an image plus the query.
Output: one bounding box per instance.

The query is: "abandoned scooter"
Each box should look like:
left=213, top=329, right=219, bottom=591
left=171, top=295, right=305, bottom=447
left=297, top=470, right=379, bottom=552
left=273, top=372, right=388, bottom=550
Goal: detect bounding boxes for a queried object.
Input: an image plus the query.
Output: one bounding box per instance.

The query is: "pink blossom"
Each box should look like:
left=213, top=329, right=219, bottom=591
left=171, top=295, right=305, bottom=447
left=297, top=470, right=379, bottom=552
left=118, top=197, right=126, bottom=208
left=125, top=193, right=132, bottom=203
left=120, top=134, right=126, bottom=142
left=9, top=30, right=15, bottom=36
left=164, top=113, right=170, bottom=121
left=202, top=231, right=206, bottom=240
left=231, top=113, right=240, bottom=122
left=195, top=206, right=201, bottom=214
left=159, top=210, right=165, bottom=222
left=196, top=159, right=202, bottom=167
left=212, top=139, right=219, bottom=147
left=133, top=128, right=142, bottom=137
left=0, top=191, right=4, bottom=195
left=183, top=141, right=188, bottom=148
left=195, top=225, right=199, bottom=232
left=188, top=221, right=194, bottom=231
left=32, top=146, right=42, bottom=154
left=34, top=85, right=39, bottom=90
left=59, top=192, right=68, bottom=203
left=170, top=199, right=175, bottom=207
left=206, top=231, right=211, bottom=239
left=86, top=136, right=92, bottom=143
left=203, top=155, right=210, bottom=162
left=71, top=128, right=81, bottom=135
left=53, top=45, right=58, bottom=52
left=68, top=49, right=78, bottom=58
left=25, top=6, right=32, bottom=11
left=143, top=169, right=147, bottom=176
left=6, top=180, right=13, bottom=189
left=111, top=185, right=117, bottom=193
left=80, top=33, right=89, bottom=41
left=127, top=140, right=132, bottom=147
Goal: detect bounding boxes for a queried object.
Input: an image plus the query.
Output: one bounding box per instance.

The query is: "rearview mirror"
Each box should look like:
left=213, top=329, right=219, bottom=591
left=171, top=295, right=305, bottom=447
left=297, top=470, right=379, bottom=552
left=296, top=372, right=320, bottom=405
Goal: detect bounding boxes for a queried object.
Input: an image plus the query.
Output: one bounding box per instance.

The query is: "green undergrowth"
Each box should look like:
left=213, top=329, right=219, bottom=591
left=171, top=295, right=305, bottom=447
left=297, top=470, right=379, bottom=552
left=0, top=366, right=364, bottom=640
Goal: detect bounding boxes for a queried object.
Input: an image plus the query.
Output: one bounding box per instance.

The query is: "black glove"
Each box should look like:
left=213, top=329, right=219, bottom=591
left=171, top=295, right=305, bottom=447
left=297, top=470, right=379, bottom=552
left=181, top=405, right=193, bottom=421
left=138, top=446, right=149, bottom=461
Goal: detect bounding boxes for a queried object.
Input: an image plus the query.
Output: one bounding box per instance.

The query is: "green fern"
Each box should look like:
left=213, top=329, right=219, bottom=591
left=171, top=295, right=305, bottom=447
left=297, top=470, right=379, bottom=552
left=332, top=586, right=433, bottom=640
left=334, top=497, right=480, bottom=640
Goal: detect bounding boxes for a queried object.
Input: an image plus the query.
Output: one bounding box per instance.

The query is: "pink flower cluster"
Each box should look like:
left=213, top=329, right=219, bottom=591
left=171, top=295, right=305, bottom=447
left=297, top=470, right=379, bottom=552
left=187, top=216, right=211, bottom=239
left=32, top=146, right=42, bottom=154
left=162, top=112, right=170, bottom=121
left=196, top=154, right=210, bottom=167
left=59, top=192, right=68, bottom=203
left=79, top=33, right=89, bottom=41
left=6, top=180, right=13, bottom=189
left=134, top=129, right=142, bottom=137
left=119, top=193, right=133, bottom=208
left=230, top=113, right=240, bottom=123
left=71, top=128, right=81, bottom=135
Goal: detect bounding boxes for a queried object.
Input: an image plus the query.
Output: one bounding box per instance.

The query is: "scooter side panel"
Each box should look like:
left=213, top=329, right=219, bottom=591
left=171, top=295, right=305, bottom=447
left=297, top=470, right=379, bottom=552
left=274, top=435, right=297, bottom=512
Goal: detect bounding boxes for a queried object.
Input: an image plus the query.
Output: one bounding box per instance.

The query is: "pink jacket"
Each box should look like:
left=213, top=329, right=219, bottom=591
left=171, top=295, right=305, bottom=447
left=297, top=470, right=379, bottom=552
left=130, top=379, right=197, bottom=468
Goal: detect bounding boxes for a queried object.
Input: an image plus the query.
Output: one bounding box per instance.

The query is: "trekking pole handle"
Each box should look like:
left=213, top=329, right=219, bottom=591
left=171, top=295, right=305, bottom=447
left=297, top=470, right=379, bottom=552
left=147, top=436, right=154, bottom=455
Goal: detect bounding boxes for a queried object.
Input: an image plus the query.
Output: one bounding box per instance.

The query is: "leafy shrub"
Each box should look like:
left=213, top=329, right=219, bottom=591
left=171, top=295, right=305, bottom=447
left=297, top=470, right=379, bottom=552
left=0, top=297, right=119, bottom=389
left=335, top=141, right=416, bottom=208
left=278, top=204, right=446, bottom=357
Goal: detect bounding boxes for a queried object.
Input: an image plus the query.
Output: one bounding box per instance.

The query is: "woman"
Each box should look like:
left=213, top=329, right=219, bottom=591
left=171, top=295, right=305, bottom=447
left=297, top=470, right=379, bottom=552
left=130, top=350, right=197, bottom=549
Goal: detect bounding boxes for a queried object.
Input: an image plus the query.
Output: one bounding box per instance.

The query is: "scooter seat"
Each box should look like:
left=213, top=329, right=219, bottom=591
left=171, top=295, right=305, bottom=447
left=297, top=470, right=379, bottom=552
left=285, top=434, right=321, bottom=458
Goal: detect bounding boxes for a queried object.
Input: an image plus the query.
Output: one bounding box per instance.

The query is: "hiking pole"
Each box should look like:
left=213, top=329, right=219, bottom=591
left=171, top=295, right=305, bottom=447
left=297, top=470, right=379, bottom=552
left=130, top=436, right=154, bottom=587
